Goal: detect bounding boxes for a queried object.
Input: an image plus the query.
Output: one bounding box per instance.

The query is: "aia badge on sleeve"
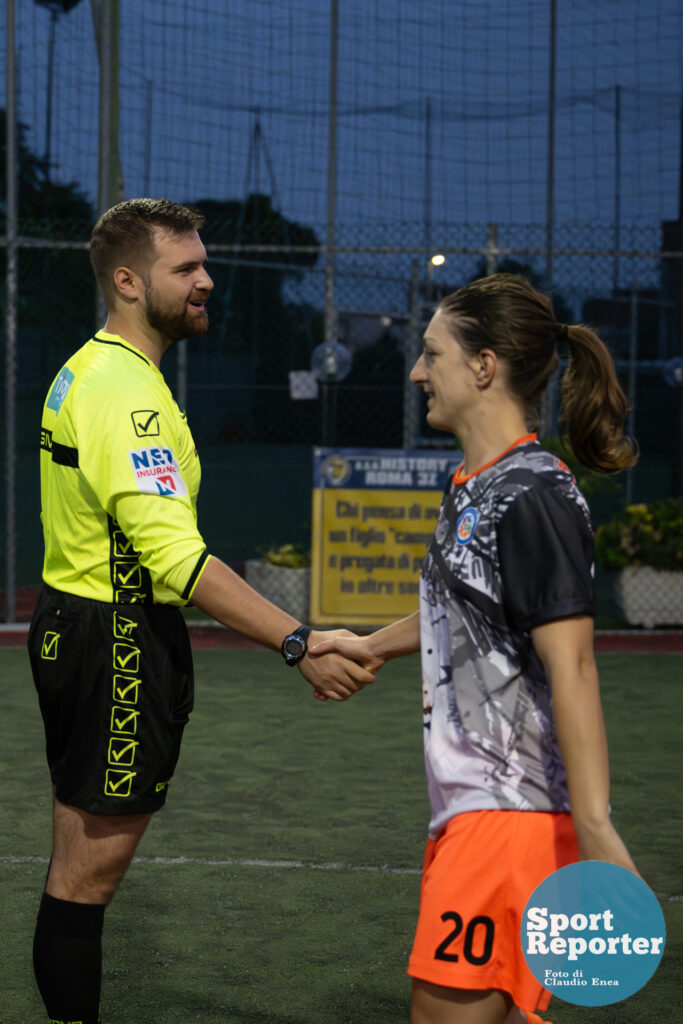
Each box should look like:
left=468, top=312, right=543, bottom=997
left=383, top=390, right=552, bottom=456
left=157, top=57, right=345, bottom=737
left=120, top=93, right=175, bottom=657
left=46, top=367, right=75, bottom=415
left=456, top=508, right=478, bottom=545
left=129, top=447, right=188, bottom=498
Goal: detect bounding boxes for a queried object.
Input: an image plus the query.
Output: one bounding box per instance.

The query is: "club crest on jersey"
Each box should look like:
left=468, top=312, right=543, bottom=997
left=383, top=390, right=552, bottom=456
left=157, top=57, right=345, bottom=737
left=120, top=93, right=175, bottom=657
left=456, top=507, right=478, bottom=544
left=129, top=447, right=187, bottom=497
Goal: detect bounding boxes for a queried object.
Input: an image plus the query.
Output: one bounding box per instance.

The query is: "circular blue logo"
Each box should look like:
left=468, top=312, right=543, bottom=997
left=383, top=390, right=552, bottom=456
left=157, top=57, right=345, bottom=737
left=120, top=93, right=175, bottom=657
left=456, top=508, right=477, bottom=544
left=521, top=861, right=665, bottom=1006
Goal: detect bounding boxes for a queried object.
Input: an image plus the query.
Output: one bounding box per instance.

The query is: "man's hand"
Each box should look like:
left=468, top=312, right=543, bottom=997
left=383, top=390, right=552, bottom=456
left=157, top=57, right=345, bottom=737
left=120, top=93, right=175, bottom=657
left=298, top=629, right=384, bottom=701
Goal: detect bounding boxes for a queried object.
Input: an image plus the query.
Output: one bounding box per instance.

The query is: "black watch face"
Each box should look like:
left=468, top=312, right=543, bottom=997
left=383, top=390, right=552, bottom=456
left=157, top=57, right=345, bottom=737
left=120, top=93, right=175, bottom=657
left=284, top=636, right=305, bottom=657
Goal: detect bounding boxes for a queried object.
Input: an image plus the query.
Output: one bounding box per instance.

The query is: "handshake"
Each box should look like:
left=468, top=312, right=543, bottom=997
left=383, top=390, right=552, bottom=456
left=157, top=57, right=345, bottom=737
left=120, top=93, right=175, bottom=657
left=297, top=629, right=385, bottom=702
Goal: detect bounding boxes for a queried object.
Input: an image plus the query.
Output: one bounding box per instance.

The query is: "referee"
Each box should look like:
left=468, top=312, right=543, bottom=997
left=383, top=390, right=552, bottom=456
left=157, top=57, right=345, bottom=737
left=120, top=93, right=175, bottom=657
left=27, top=198, right=379, bottom=1024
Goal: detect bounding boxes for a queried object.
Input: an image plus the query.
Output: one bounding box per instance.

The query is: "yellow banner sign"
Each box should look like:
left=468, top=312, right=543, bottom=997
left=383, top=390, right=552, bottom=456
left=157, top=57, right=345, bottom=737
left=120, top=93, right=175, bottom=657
left=310, top=448, right=460, bottom=626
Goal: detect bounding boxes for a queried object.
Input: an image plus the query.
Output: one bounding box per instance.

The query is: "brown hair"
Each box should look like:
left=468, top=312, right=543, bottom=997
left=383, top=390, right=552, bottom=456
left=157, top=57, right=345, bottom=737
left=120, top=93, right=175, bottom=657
left=437, top=273, right=638, bottom=474
left=89, top=197, right=205, bottom=302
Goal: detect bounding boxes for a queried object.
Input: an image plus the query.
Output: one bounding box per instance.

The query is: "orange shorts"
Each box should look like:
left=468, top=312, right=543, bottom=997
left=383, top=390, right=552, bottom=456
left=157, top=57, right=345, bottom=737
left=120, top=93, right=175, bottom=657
left=407, top=809, right=579, bottom=1013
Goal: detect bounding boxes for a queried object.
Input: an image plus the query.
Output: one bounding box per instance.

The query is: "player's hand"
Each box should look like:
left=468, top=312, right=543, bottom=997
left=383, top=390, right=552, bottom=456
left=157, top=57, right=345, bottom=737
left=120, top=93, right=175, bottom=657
left=309, top=631, right=383, bottom=666
left=299, top=629, right=384, bottom=701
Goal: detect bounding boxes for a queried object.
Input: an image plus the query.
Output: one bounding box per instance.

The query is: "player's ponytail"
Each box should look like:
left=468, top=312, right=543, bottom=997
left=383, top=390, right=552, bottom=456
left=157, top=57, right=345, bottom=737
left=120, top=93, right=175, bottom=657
left=437, top=273, right=637, bottom=475
left=560, top=324, right=638, bottom=474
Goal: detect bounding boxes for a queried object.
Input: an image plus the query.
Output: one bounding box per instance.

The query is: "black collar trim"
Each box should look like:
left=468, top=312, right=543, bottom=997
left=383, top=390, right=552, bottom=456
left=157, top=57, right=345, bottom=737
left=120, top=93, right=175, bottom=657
left=93, top=334, right=150, bottom=365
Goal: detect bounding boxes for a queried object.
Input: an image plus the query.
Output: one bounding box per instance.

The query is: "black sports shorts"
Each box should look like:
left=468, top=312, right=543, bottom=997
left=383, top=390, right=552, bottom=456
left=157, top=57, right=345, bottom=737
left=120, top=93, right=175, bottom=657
left=28, top=585, right=194, bottom=814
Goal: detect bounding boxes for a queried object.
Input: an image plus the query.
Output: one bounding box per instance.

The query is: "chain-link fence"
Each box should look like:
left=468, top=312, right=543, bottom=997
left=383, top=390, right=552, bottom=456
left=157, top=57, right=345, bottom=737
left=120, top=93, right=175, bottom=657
left=2, top=215, right=682, bottom=624
left=4, top=217, right=681, bottom=456
left=2, top=0, right=682, bottom=624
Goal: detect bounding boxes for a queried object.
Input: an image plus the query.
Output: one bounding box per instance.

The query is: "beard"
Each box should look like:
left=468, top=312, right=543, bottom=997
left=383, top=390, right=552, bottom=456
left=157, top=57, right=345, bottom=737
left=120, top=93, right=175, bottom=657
left=144, top=284, right=209, bottom=342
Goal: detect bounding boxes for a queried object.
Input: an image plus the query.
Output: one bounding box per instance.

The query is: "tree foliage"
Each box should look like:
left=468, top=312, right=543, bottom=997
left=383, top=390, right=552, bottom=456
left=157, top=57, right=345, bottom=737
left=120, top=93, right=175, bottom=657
left=0, top=108, right=94, bottom=238
left=468, top=256, right=575, bottom=324
left=192, top=194, right=321, bottom=379
left=1, top=109, right=97, bottom=398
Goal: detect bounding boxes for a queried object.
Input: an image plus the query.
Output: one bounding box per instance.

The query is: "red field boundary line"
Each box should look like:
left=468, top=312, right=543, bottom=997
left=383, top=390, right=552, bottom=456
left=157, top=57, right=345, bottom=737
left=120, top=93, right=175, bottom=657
left=186, top=626, right=683, bottom=654
left=1, top=623, right=682, bottom=653
left=2, top=586, right=682, bottom=653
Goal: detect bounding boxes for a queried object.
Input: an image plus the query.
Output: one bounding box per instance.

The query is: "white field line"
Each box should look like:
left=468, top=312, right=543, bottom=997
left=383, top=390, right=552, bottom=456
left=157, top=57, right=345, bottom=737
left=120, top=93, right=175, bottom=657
left=1, top=854, right=681, bottom=902
left=0, top=853, right=420, bottom=875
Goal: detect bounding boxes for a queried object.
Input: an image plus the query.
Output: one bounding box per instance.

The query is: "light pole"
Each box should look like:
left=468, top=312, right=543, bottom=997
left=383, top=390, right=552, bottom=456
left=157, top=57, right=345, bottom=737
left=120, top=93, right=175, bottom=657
left=35, top=1, right=85, bottom=187
left=425, top=253, right=446, bottom=308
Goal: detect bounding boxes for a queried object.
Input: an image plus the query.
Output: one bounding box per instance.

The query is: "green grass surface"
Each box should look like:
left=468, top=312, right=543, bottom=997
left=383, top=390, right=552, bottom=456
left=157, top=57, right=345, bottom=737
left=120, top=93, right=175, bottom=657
left=1, top=650, right=680, bottom=1023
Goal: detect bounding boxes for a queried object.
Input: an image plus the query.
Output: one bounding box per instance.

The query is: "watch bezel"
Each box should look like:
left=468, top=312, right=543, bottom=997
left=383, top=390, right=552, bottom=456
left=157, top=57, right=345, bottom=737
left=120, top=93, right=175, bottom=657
left=281, top=624, right=312, bottom=666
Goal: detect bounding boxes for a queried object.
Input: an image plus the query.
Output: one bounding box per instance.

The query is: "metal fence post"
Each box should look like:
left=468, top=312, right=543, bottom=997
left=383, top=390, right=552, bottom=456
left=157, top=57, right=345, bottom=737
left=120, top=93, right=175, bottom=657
left=626, top=283, right=639, bottom=503
left=4, top=0, right=18, bottom=623
left=324, top=0, right=339, bottom=352
left=93, top=0, right=121, bottom=325
left=486, top=223, right=499, bottom=277
left=402, top=260, right=423, bottom=449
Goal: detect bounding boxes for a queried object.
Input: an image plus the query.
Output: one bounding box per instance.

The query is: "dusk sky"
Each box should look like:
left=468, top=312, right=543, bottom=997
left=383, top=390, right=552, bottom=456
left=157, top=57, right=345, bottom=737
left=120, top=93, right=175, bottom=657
left=5, top=0, right=682, bottom=240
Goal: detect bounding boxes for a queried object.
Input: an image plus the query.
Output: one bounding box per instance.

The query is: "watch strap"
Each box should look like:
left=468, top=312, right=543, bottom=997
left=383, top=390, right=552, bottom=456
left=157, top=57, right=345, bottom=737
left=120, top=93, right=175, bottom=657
left=292, top=624, right=312, bottom=643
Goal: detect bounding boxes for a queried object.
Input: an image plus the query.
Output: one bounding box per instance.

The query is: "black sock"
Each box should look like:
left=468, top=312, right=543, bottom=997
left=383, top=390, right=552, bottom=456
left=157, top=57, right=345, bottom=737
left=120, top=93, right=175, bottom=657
left=33, top=892, right=106, bottom=1024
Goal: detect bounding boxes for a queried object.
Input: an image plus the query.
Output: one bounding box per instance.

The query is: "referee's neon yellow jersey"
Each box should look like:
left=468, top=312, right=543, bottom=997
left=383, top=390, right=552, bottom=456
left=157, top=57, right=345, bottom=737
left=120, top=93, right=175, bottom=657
left=39, top=331, right=210, bottom=605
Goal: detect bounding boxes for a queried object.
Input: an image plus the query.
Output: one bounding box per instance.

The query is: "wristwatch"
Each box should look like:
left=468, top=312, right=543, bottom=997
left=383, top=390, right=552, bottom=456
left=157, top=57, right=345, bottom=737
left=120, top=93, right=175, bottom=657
left=281, top=624, right=312, bottom=667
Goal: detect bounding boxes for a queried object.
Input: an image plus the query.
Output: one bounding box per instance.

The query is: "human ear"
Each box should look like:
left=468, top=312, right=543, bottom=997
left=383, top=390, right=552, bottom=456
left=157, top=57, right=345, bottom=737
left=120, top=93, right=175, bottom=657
left=113, top=265, right=142, bottom=301
left=476, top=349, right=497, bottom=388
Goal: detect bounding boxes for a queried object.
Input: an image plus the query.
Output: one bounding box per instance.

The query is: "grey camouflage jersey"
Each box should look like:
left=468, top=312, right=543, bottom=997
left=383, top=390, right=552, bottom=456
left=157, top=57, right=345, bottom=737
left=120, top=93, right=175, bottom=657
left=419, top=438, right=594, bottom=838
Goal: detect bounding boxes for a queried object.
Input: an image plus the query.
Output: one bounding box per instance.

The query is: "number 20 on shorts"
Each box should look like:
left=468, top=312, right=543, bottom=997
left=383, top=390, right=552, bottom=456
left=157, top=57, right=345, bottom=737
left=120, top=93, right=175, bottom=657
left=435, top=912, right=495, bottom=965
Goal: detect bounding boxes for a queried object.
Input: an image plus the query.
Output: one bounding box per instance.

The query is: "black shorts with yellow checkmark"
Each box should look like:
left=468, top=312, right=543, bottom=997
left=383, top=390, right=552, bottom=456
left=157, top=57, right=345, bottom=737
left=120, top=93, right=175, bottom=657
left=28, top=584, right=194, bottom=814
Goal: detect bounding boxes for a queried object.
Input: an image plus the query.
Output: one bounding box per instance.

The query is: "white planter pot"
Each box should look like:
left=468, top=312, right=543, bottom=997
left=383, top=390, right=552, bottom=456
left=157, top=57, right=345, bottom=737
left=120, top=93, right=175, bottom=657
left=245, top=560, right=311, bottom=622
left=616, top=566, right=683, bottom=628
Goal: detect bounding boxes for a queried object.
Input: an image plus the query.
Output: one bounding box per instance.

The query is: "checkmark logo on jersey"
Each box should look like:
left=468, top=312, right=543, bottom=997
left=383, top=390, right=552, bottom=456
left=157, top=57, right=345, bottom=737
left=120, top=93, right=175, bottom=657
left=113, top=531, right=135, bottom=556
left=108, top=737, right=139, bottom=767
left=114, top=563, right=142, bottom=589
left=113, top=643, right=140, bottom=673
left=41, top=631, right=61, bottom=660
left=131, top=409, right=160, bottom=437
left=104, top=768, right=137, bottom=797
left=113, top=675, right=141, bottom=704
left=111, top=707, right=140, bottom=735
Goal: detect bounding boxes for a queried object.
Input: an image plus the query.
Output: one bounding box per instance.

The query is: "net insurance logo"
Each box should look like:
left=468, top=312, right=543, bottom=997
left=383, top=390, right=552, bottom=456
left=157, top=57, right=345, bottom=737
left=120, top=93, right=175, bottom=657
left=129, top=447, right=188, bottom=498
left=522, top=862, right=665, bottom=1006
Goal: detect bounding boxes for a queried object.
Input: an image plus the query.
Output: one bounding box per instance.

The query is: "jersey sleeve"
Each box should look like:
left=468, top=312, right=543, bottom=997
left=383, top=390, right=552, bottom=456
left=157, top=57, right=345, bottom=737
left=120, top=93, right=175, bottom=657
left=113, top=493, right=208, bottom=600
left=75, top=374, right=207, bottom=599
left=496, top=484, right=594, bottom=632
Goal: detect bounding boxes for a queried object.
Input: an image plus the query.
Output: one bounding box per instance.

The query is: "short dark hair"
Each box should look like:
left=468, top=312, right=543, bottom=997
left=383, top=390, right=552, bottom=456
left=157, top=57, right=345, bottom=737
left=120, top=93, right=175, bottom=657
left=89, top=198, right=205, bottom=302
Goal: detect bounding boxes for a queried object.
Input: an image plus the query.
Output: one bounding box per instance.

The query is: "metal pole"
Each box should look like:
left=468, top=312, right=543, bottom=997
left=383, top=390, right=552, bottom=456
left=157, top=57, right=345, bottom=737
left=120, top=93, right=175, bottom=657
left=44, top=7, right=59, bottom=186
left=545, top=0, right=557, bottom=288
left=324, top=0, right=338, bottom=350
left=143, top=77, right=154, bottom=195
left=95, top=0, right=121, bottom=212
left=613, top=84, right=621, bottom=294
left=402, top=260, right=423, bottom=449
left=486, top=223, right=499, bottom=277
left=94, top=0, right=120, bottom=323
left=626, top=284, right=638, bottom=503
left=540, top=0, right=558, bottom=439
left=320, top=0, right=339, bottom=448
left=97, top=0, right=113, bottom=216
left=5, top=0, right=18, bottom=623
left=424, top=95, right=432, bottom=255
